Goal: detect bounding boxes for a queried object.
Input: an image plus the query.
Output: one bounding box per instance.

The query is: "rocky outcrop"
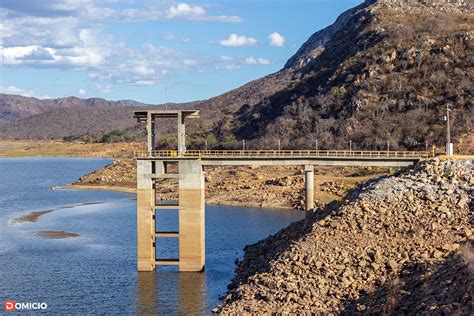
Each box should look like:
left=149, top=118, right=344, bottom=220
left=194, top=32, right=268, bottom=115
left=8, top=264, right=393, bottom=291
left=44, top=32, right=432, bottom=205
left=220, top=159, right=473, bottom=314
left=233, top=0, right=474, bottom=153
left=285, top=0, right=472, bottom=70
left=284, top=1, right=371, bottom=69
left=375, top=0, right=473, bottom=12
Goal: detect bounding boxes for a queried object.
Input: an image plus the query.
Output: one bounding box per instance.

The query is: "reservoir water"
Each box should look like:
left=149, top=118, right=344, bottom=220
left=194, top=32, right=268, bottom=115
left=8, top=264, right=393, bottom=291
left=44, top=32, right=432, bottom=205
left=0, top=158, right=304, bottom=314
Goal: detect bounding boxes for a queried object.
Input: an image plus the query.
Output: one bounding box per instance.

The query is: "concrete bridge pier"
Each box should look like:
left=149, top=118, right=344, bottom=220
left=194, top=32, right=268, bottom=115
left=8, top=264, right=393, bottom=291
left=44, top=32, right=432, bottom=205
left=178, top=160, right=205, bottom=272
left=305, top=165, right=314, bottom=211
left=137, top=159, right=156, bottom=271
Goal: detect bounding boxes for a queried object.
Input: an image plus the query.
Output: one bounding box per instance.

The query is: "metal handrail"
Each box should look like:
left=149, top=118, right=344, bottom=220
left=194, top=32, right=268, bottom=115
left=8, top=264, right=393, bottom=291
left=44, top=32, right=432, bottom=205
left=134, top=149, right=431, bottom=159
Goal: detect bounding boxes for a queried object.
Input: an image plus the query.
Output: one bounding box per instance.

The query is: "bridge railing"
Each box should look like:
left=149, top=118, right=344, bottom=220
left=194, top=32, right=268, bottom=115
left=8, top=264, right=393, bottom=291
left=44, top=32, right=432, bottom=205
left=135, top=150, right=431, bottom=159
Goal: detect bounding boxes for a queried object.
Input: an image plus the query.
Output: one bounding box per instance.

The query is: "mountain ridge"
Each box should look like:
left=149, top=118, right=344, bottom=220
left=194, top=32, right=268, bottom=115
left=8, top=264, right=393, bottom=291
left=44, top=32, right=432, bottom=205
left=0, top=0, right=472, bottom=152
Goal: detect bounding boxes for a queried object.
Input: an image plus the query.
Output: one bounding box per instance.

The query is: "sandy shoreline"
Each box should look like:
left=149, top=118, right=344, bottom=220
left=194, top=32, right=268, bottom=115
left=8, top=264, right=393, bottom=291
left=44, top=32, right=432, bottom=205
left=61, top=183, right=298, bottom=210
left=61, top=184, right=136, bottom=194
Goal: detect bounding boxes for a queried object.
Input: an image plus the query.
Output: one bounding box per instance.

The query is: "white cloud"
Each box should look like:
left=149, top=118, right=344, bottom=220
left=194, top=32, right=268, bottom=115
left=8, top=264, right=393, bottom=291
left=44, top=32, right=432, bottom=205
left=268, top=32, right=285, bottom=47
left=1, top=13, right=204, bottom=86
left=220, top=55, right=234, bottom=62
left=93, top=83, right=113, bottom=94
left=0, top=1, right=243, bottom=89
left=219, top=33, right=258, bottom=47
left=166, top=3, right=205, bottom=19
left=165, top=3, right=242, bottom=22
left=117, top=2, right=242, bottom=23
left=162, top=33, right=176, bottom=41
left=78, top=88, right=86, bottom=96
left=132, top=65, right=155, bottom=76
left=0, top=85, right=50, bottom=99
left=133, top=80, right=155, bottom=86
left=1, top=1, right=242, bottom=24
left=216, top=64, right=240, bottom=71
left=183, top=59, right=197, bottom=66
left=243, top=57, right=270, bottom=65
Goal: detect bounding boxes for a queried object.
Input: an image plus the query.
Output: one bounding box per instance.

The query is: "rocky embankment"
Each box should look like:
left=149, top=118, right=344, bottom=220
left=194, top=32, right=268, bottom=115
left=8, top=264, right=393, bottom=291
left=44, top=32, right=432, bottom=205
left=70, top=159, right=388, bottom=209
left=220, top=158, right=473, bottom=314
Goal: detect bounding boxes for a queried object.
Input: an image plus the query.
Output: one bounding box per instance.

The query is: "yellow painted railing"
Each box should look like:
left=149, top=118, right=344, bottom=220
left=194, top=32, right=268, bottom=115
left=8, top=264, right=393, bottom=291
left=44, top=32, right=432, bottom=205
left=135, top=150, right=431, bottom=159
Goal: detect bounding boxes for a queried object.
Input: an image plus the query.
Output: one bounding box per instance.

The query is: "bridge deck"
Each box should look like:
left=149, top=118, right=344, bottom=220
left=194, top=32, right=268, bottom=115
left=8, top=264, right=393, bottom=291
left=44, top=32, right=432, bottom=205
left=136, top=149, right=430, bottom=159
left=135, top=150, right=430, bottom=167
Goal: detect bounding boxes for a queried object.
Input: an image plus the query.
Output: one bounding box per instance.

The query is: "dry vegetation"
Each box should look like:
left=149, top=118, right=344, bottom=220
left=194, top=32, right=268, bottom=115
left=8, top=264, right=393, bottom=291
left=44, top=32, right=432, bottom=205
left=0, top=140, right=143, bottom=158
left=230, top=3, right=473, bottom=152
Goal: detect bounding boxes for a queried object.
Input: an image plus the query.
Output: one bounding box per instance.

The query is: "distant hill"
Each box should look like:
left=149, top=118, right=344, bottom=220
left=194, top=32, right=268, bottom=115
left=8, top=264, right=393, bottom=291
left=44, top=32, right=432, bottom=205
left=0, top=94, right=133, bottom=125
left=0, top=94, right=200, bottom=140
left=1, top=0, right=472, bottom=152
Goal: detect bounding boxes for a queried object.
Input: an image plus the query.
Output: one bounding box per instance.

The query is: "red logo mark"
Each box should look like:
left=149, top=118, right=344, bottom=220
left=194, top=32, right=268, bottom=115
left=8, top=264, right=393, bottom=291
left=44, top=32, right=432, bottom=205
left=4, top=300, right=15, bottom=311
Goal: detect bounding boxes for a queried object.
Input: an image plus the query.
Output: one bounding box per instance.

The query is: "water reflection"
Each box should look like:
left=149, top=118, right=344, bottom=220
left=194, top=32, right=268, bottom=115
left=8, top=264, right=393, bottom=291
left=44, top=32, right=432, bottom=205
left=136, top=272, right=157, bottom=315
left=179, top=272, right=206, bottom=315
left=136, top=270, right=206, bottom=315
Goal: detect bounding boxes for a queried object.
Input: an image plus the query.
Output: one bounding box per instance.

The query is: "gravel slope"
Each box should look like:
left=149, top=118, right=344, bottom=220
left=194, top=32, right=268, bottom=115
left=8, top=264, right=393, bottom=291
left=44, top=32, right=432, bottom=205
left=220, top=158, right=473, bottom=314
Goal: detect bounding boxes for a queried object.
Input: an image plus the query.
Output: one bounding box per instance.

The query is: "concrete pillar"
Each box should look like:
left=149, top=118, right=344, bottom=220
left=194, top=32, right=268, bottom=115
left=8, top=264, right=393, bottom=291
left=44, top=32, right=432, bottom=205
left=151, top=118, right=156, bottom=152
left=146, top=112, right=153, bottom=153
left=178, top=160, right=205, bottom=272
left=177, top=112, right=186, bottom=155
left=137, top=159, right=156, bottom=271
left=305, top=165, right=314, bottom=211
left=446, top=143, right=453, bottom=156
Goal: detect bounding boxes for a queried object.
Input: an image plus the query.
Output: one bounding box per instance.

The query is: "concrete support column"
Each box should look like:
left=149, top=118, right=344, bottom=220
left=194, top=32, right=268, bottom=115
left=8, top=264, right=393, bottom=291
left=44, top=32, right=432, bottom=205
left=151, top=118, right=156, bottom=152
left=178, top=160, right=205, bottom=272
left=146, top=113, right=153, bottom=153
left=177, top=112, right=186, bottom=155
left=137, top=159, right=156, bottom=271
left=305, top=165, right=314, bottom=211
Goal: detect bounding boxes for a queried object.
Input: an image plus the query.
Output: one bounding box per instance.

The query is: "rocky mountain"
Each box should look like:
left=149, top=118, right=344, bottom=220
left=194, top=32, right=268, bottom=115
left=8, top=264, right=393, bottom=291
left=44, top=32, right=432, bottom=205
left=227, top=0, right=473, bottom=151
left=1, top=0, right=472, bottom=152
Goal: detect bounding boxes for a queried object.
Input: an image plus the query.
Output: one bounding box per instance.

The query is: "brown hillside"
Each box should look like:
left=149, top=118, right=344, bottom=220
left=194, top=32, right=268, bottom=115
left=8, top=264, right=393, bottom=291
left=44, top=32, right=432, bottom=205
left=232, top=0, right=473, bottom=151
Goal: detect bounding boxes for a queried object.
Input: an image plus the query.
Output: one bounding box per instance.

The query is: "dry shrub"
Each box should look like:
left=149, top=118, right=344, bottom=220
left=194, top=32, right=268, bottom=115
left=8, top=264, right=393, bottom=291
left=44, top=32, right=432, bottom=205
left=383, top=276, right=402, bottom=315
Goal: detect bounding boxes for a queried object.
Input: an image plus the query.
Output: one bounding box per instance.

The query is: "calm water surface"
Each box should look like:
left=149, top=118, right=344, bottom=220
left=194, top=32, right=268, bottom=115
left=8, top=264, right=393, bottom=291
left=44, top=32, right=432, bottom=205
left=0, top=158, right=303, bottom=315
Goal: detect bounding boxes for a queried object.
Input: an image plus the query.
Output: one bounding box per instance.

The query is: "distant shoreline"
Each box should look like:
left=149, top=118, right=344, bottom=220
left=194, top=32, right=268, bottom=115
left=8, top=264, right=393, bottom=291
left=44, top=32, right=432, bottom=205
left=60, top=183, right=294, bottom=210
left=60, top=183, right=136, bottom=194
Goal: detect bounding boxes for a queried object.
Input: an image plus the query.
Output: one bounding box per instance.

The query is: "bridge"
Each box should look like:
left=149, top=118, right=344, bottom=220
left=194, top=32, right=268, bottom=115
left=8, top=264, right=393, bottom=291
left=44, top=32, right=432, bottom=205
left=134, top=110, right=430, bottom=272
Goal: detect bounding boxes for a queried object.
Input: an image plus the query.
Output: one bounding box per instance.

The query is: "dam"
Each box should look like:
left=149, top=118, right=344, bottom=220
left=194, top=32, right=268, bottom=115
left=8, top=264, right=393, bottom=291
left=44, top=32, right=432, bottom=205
left=133, top=110, right=430, bottom=272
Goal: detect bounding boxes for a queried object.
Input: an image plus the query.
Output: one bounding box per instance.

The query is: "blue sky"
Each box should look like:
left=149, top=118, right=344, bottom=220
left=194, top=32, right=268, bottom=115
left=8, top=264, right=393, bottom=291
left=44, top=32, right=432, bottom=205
left=0, top=0, right=362, bottom=104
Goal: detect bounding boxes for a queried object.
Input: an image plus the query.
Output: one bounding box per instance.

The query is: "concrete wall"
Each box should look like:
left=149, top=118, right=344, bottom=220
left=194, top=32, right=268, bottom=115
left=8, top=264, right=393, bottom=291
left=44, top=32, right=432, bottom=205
left=137, top=160, right=155, bottom=271
left=178, top=160, right=205, bottom=272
